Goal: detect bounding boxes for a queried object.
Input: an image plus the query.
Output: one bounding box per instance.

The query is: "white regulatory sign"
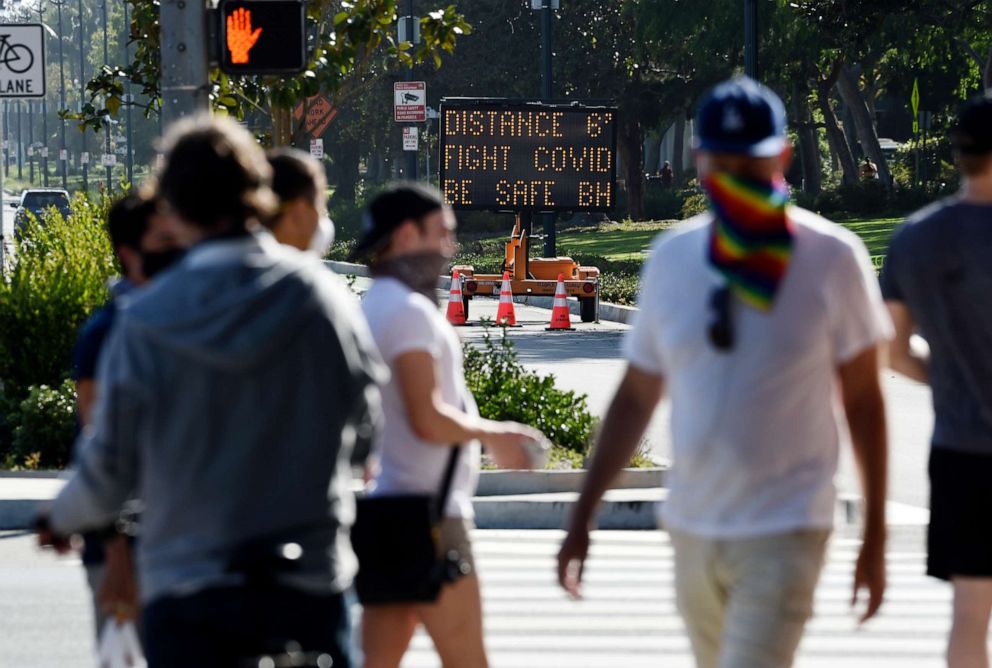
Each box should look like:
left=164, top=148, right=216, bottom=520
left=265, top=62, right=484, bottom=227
left=0, top=24, right=45, bottom=98
left=80, top=151, right=89, bottom=165
left=402, top=126, right=418, bottom=151
left=101, top=154, right=116, bottom=166
left=394, top=81, right=426, bottom=122
left=309, top=138, right=324, bottom=159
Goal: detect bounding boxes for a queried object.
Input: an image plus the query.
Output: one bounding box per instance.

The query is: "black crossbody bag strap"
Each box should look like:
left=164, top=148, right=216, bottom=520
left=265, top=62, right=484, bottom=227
left=434, top=444, right=461, bottom=524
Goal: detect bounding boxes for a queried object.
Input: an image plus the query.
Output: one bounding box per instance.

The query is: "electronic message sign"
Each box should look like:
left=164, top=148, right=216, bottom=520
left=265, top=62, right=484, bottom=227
left=439, top=99, right=617, bottom=212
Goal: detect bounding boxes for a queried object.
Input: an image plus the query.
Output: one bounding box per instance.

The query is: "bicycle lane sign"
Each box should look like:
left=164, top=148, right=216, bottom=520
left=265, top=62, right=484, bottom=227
left=0, top=24, right=44, bottom=98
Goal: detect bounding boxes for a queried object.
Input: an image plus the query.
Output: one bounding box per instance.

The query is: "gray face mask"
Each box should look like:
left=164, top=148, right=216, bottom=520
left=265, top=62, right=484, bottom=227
left=372, top=251, right=448, bottom=301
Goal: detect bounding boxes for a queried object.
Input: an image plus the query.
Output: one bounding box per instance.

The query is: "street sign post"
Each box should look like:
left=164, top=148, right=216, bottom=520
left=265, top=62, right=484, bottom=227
left=394, top=82, right=426, bottom=122
left=911, top=78, right=920, bottom=135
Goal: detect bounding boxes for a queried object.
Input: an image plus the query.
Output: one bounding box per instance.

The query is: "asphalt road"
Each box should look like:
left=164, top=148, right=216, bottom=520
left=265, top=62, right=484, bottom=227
left=460, top=297, right=934, bottom=509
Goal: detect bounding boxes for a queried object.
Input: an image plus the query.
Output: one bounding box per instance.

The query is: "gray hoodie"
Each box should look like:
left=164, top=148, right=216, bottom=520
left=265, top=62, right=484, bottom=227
left=50, top=232, right=384, bottom=604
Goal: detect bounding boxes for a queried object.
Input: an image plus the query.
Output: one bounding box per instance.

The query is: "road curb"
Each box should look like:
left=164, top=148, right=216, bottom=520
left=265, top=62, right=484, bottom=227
left=476, top=467, right=666, bottom=497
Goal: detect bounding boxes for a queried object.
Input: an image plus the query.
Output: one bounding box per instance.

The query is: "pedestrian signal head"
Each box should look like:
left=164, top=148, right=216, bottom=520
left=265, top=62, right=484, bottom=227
left=219, top=0, right=306, bottom=75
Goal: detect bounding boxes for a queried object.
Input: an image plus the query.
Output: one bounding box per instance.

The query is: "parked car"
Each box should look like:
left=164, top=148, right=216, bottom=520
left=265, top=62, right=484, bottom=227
left=14, top=188, right=71, bottom=233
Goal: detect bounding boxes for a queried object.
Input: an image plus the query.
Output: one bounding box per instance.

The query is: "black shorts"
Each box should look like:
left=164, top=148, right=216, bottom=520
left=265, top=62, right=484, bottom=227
left=928, top=448, right=992, bottom=581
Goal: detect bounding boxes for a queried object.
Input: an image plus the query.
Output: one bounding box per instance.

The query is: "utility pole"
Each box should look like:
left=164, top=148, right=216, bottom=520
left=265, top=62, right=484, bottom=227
left=77, top=0, right=87, bottom=192
left=404, top=0, right=417, bottom=181
left=539, top=0, right=555, bottom=258
left=159, top=0, right=210, bottom=129
left=744, top=0, right=759, bottom=80
left=123, top=0, right=134, bottom=184
left=54, top=0, right=68, bottom=189
left=102, top=0, right=112, bottom=191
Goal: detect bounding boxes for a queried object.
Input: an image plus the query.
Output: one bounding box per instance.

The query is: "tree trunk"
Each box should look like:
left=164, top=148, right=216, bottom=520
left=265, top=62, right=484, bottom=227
left=644, top=133, right=660, bottom=176
left=836, top=65, right=892, bottom=189
left=271, top=106, right=292, bottom=147
left=672, top=111, right=686, bottom=186
left=815, top=82, right=858, bottom=186
left=619, top=116, right=645, bottom=220
left=791, top=89, right=821, bottom=195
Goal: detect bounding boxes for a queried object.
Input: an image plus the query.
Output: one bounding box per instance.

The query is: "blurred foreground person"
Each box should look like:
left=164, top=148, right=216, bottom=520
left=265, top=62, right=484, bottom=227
left=38, top=116, right=383, bottom=668
left=59, top=193, right=183, bottom=636
left=882, top=95, right=992, bottom=668
left=558, top=77, right=892, bottom=668
left=352, top=183, right=546, bottom=668
left=264, top=147, right=335, bottom=255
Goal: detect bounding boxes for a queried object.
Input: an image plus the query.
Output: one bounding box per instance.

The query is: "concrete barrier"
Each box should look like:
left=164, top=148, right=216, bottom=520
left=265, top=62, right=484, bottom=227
left=475, top=467, right=666, bottom=497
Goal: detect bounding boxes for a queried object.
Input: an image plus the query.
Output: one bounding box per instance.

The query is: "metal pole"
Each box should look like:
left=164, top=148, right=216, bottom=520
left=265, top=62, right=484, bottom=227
left=56, top=0, right=68, bottom=189
left=16, top=102, right=22, bottom=181
left=102, top=0, right=112, bottom=191
left=36, top=2, right=49, bottom=187
left=744, top=0, right=759, bottom=80
left=540, top=0, right=555, bottom=258
left=27, top=100, right=34, bottom=184
left=159, top=0, right=210, bottom=129
left=123, top=0, right=134, bottom=185
left=78, top=0, right=88, bottom=192
left=404, top=0, right=417, bottom=181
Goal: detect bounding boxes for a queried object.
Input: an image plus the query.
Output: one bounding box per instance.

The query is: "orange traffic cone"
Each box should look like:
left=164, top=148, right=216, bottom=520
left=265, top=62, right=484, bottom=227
left=495, top=271, right=519, bottom=327
left=446, top=270, right=467, bottom=326
left=545, top=273, right=574, bottom=331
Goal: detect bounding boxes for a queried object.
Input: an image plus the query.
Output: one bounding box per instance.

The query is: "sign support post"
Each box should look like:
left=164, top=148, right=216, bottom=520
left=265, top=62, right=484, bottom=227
left=160, top=0, right=210, bottom=130
left=539, top=0, right=555, bottom=258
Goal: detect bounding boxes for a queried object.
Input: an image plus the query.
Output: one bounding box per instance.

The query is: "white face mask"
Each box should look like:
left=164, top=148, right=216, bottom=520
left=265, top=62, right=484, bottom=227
left=308, top=215, right=335, bottom=258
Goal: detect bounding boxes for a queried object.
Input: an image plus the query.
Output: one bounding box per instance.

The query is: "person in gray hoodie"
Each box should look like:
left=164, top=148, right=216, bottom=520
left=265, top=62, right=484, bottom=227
left=37, top=115, right=383, bottom=668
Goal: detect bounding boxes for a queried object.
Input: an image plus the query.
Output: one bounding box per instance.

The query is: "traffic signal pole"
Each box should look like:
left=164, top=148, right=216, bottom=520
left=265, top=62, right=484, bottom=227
left=540, top=0, right=555, bottom=258
left=744, top=0, right=759, bottom=80
left=160, top=0, right=210, bottom=130
left=404, top=0, right=417, bottom=181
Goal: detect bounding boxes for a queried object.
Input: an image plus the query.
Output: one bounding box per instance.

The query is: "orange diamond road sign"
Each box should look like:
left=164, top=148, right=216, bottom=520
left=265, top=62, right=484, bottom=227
left=293, top=95, right=337, bottom=138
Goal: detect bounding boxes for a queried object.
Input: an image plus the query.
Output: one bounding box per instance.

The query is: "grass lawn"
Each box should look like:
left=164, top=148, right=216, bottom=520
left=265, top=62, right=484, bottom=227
left=555, top=217, right=903, bottom=267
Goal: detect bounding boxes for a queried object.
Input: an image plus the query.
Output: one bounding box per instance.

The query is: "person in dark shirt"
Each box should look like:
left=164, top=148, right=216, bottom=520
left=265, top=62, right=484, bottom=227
left=660, top=160, right=674, bottom=188
left=68, top=192, right=184, bottom=636
left=881, top=95, right=992, bottom=668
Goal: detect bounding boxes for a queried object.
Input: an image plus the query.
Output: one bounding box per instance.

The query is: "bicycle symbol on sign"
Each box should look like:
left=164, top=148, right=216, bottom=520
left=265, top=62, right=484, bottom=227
left=0, top=34, right=34, bottom=74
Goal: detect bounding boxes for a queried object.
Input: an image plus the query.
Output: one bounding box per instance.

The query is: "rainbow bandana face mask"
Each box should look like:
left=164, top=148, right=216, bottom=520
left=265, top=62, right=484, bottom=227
left=703, top=172, right=793, bottom=311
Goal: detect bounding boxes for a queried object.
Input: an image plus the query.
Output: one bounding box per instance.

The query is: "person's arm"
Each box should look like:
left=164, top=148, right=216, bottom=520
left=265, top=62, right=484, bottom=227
left=558, top=365, right=665, bottom=597
left=43, top=324, right=146, bottom=537
left=394, top=350, right=540, bottom=469
left=838, top=344, right=888, bottom=623
left=885, top=300, right=929, bottom=384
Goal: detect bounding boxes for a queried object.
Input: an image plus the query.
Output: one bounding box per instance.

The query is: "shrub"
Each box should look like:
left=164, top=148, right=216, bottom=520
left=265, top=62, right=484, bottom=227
left=7, top=380, right=77, bottom=469
left=464, top=326, right=595, bottom=462
left=643, top=185, right=686, bottom=221
left=0, top=194, right=116, bottom=402
left=680, top=192, right=709, bottom=219
left=0, top=194, right=116, bottom=466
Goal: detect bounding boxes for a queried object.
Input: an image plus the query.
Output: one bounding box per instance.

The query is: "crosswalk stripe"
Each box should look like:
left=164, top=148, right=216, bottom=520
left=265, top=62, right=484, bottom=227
left=396, top=527, right=969, bottom=668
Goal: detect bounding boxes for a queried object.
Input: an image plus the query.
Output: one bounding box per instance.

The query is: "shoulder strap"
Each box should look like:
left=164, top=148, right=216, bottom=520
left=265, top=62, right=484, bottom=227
left=434, top=445, right=461, bottom=522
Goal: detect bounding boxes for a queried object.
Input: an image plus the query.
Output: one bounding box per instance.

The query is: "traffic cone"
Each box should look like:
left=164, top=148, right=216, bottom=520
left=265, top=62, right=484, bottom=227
left=495, top=271, right=519, bottom=327
left=545, top=273, right=574, bottom=331
left=446, top=270, right=467, bottom=326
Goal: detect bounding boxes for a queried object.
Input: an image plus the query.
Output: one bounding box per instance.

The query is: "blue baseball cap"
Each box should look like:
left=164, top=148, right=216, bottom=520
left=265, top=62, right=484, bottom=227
left=694, top=76, right=788, bottom=157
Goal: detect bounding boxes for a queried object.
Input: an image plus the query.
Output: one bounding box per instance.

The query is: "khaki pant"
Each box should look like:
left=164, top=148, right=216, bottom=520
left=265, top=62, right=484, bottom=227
left=669, top=528, right=830, bottom=668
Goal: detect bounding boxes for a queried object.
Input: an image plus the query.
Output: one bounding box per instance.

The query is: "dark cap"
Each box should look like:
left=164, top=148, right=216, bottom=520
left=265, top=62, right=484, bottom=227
left=951, top=95, right=992, bottom=156
left=694, top=76, right=788, bottom=157
left=349, top=182, right=445, bottom=261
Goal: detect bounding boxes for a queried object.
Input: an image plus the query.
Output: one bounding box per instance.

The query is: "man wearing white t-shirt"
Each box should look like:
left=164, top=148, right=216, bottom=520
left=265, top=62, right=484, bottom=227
left=558, top=77, right=892, bottom=667
left=353, top=183, right=546, bottom=668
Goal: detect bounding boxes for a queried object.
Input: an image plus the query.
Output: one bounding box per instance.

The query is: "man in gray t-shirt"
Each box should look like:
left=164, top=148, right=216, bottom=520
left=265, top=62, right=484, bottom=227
left=881, top=94, right=992, bottom=668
